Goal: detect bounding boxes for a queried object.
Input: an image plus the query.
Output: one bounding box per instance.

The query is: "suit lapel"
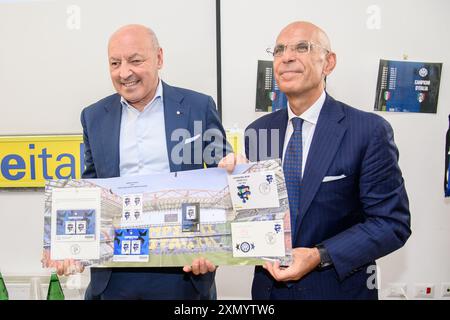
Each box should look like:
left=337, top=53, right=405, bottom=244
left=101, top=95, right=122, bottom=177
left=258, top=108, right=288, bottom=161
left=295, top=95, right=346, bottom=235
left=162, top=82, right=189, bottom=172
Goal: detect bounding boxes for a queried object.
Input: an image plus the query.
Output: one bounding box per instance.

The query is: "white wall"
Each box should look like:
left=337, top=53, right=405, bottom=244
left=0, top=0, right=217, bottom=135
left=221, top=0, right=450, bottom=299
left=1, top=0, right=450, bottom=300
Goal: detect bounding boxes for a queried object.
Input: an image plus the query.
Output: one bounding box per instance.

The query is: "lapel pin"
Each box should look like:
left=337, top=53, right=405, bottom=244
left=176, top=111, right=181, bottom=115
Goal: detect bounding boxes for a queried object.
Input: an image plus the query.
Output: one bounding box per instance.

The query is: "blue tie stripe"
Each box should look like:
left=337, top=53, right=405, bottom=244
left=283, top=117, right=303, bottom=238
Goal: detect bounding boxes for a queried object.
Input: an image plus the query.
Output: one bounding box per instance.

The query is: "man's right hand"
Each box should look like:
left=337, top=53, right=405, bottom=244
left=41, top=249, right=85, bottom=276
left=218, top=153, right=248, bottom=173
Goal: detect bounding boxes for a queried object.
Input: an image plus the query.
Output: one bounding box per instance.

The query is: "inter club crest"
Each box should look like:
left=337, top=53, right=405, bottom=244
left=236, top=242, right=255, bottom=253
left=419, top=67, right=428, bottom=78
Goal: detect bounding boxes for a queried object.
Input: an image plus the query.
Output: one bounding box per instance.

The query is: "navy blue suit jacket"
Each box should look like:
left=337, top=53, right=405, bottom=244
left=246, top=94, right=411, bottom=300
left=80, top=82, right=229, bottom=299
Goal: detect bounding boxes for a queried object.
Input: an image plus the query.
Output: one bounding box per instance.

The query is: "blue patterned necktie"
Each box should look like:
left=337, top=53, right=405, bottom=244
left=283, top=117, right=304, bottom=236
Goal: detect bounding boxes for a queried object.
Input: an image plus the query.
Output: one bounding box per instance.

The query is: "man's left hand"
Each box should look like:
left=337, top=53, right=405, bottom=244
left=263, top=247, right=321, bottom=282
left=218, top=153, right=248, bottom=173
left=183, top=257, right=216, bottom=275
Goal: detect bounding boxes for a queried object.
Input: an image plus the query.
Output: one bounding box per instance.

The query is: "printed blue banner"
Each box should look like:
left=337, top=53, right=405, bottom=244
left=374, top=59, right=442, bottom=113
left=445, top=115, right=450, bottom=197
left=255, top=60, right=287, bottom=112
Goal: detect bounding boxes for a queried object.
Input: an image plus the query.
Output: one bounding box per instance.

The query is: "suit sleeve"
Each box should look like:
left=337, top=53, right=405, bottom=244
left=203, top=96, right=233, bottom=167
left=322, top=118, right=411, bottom=280
left=80, top=108, right=97, bottom=178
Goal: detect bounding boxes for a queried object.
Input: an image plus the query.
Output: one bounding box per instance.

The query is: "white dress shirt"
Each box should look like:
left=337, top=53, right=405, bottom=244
left=282, top=91, right=326, bottom=177
left=119, top=80, right=170, bottom=176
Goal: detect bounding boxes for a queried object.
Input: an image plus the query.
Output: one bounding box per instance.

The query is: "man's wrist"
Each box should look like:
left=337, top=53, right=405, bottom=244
left=315, top=244, right=333, bottom=270
left=311, top=247, right=321, bottom=268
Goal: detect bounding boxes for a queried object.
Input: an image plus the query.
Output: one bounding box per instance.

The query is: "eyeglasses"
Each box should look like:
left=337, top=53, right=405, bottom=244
left=266, top=40, right=330, bottom=57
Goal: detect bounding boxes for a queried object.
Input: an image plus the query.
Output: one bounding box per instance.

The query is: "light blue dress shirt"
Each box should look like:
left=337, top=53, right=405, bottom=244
left=119, top=80, right=170, bottom=176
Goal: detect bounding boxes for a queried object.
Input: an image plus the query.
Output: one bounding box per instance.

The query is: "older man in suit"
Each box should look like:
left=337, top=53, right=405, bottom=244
left=50, top=24, right=231, bottom=300
left=223, top=21, right=411, bottom=300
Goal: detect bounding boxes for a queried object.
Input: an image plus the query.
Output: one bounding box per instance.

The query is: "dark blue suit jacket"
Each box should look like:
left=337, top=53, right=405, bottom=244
left=246, top=94, right=411, bottom=300
left=80, top=81, right=229, bottom=299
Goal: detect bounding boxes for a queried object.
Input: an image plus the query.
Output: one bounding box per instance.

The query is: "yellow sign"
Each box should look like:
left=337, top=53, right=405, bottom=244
left=0, top=135, right=84, bottom=188
left=226, top=129, right=244, bottom=156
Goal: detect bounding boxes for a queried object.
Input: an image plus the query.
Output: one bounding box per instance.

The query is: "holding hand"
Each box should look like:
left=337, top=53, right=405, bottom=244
left=218, top=153, right=248, bottom=173
left=41, top=249, right=85, bottom=276
left=263, top=247, right=321, bottom=282
left=183, top=257, right=216, bottom=275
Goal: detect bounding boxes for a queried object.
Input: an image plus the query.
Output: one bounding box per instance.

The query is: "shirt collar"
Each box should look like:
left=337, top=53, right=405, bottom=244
left=120, top=79, right=163, bottom=112
left=287, top=90, right=326, bottom=125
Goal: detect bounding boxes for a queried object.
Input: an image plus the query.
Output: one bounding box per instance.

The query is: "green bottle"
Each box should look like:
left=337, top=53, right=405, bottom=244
left=0, top=270, right=9, bottom=300
left=46, top=271, right=65, bottom=300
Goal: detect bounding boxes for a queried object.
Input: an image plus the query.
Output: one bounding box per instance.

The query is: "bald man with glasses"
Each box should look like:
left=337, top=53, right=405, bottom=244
left=222, top=21, right=411, bottom=300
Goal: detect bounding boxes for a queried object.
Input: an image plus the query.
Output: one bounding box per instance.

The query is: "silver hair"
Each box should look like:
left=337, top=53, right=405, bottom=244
left=145, top=26, right=160, bottom=49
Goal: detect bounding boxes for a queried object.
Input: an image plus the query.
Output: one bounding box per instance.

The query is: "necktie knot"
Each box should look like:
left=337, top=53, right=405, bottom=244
left=291, top=117, right=304, bottom=132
